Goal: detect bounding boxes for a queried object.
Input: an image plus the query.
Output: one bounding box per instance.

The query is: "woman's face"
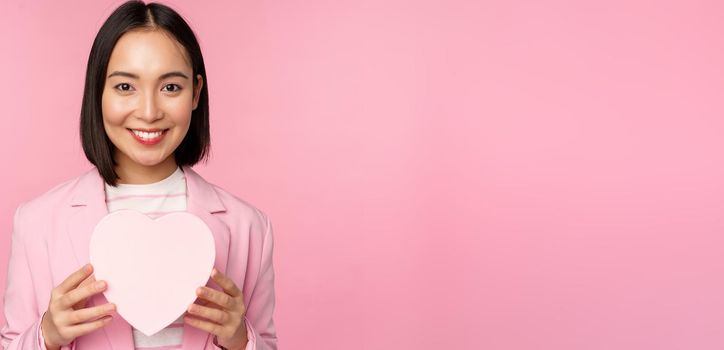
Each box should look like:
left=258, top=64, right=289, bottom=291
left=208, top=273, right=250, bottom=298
left=102, top=29, right=203, bottom=175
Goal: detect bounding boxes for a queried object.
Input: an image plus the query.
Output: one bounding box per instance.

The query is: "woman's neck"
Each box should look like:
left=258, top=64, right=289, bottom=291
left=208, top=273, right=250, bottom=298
left=114, top=155, right=179, bottom=185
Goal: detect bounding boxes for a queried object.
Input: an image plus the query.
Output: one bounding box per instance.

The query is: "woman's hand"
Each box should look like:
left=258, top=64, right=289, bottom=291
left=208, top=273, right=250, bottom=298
left=41, top=263, right=116, bottom=350
left=184, top=268, right=248, bottom=350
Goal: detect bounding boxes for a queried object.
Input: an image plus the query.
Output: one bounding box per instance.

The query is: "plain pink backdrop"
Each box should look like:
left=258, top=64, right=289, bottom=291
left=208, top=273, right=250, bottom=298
left=2, top=0, right=724, bottom=349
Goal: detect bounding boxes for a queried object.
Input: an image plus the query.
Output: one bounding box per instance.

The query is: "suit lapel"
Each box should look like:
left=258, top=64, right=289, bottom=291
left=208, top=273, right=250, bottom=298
left=66, top=167, right=135, bottom=350
left=182, top=165, right=230, bottom=350
left=65, top=166, right=230, bottom=350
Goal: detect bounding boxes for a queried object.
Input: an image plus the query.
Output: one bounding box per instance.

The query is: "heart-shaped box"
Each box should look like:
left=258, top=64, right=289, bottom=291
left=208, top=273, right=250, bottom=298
left=89, top=209, right=216, bottom=336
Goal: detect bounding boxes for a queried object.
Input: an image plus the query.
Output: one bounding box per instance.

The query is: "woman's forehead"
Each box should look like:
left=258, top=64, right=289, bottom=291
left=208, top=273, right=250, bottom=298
left=106, top=29, right=192, bottom=78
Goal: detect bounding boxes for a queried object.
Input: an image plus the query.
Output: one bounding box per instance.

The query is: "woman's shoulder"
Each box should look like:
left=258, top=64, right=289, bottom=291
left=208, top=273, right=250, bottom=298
left=15, top=168, right=92, bottom=216
left=184, top=166, right=272, bottom=228
left=11, top=168, right=95, bottom=239
left=208, top=181, right=271, bottom=227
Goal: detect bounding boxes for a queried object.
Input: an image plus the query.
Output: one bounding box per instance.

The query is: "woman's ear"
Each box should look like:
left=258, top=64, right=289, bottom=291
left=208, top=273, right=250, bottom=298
left=192, top=74, right=204, bottom=110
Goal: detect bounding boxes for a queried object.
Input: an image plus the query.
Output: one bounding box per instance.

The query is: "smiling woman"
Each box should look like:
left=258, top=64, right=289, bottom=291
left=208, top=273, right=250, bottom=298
left=1, top=1, right=278, bottom=350
left=101, top=29, right=204, bottom=184
left=80, top=1, right=210, bottom=187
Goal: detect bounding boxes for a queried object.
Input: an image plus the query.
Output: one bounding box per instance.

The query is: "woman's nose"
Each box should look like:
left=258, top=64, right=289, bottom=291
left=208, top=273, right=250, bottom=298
left=137, top=91, right=162, bottom=122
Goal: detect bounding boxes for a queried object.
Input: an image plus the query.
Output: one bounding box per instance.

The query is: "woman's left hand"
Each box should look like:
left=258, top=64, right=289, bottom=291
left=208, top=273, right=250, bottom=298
left=184, top=267, right=248, bottom=350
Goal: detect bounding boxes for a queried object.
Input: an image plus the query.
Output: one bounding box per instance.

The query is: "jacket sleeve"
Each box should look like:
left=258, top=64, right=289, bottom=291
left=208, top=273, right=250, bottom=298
left=0, top=203, right=45, bottom=350
left=241, top=213, right=278, bottom=350
left=212, top=212, right=278, bottom=350
left=0, top=204, right=72, bottom=350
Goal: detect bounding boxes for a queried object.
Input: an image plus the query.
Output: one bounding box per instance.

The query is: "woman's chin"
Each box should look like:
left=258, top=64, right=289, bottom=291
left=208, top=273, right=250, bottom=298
left=130, top=156, right=167, bottom=168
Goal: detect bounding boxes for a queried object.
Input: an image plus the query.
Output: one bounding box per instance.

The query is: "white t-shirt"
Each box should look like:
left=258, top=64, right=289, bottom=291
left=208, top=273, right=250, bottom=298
left=104, top=166, right=187, bottom=349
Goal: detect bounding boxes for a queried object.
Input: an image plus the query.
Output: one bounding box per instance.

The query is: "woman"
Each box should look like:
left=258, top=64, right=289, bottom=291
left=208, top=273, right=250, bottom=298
left=0, top=1, right=277, bottom=349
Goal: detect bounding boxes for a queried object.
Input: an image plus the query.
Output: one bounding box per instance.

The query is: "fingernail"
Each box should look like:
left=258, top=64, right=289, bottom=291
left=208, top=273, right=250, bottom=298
left=211, top=268, right=217, bottom=277
left=95, top=281, right=106, bottom=290
left=197, top=288, right=205, bottom=296
left=85, top=264, right=92, bottom=273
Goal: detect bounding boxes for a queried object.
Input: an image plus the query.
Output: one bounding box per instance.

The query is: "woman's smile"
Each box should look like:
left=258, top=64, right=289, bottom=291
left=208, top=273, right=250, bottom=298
left=127, top=128, right=170, bottom=145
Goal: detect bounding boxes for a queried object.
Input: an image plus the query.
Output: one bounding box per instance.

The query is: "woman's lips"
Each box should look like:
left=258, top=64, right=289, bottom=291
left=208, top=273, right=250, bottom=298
left=127, top=128, right=168, bottom=145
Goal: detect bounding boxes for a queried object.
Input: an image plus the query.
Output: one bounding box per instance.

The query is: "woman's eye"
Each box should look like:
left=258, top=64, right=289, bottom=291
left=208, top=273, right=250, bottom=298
left=114, top=83, right=133, bottom=92
left=162, top=84, right=182, bottom=92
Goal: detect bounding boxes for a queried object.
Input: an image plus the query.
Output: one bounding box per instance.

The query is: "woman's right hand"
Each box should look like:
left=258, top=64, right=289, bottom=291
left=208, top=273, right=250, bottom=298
left=40, top=263, right=116, bottom=350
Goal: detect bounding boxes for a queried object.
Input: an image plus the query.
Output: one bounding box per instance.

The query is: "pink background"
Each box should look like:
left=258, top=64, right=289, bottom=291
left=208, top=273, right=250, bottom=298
left=2, top=0, right=724, bottom=349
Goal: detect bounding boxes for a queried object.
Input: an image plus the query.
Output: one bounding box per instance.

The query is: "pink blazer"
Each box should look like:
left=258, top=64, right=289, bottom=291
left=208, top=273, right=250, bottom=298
left=1, top=166, right=278, bottom=350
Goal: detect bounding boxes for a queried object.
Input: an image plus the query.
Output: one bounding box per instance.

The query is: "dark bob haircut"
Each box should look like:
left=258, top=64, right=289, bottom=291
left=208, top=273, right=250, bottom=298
left=80, top=0, right=210, bottom=186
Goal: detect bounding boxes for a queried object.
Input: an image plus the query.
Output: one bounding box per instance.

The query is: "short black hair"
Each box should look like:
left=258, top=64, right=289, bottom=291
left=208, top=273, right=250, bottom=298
left=80, top=0, right=210, bottom=186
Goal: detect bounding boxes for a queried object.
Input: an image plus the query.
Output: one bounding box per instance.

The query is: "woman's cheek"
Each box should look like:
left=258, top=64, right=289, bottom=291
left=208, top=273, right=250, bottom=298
left=103, top=97, right=131, bottom=124
left=162, top=98, right=193, bottom=120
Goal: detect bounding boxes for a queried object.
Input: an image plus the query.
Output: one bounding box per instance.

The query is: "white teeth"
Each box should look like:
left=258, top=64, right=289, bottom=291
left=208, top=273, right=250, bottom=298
left=132, top=129, right=163, bottom=140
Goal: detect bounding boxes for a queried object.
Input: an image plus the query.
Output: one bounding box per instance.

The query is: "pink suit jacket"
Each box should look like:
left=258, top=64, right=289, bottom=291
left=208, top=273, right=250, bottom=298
left=1, top=165, right=278, bottom=350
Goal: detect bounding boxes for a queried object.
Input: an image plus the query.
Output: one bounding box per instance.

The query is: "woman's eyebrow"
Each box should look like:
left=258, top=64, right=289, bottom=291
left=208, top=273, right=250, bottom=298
left=107, top=71, right=189, bottom=80
left=158, top=71, right=189, bottom=80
